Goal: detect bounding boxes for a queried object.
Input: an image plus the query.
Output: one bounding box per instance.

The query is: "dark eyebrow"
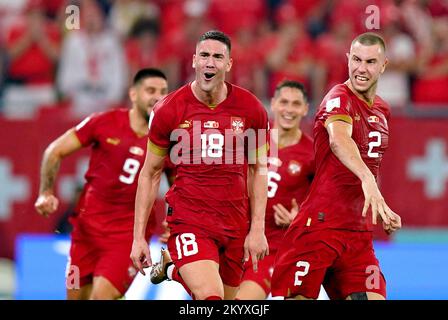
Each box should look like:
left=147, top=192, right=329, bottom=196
left=213, top=53, right=224, bottom=58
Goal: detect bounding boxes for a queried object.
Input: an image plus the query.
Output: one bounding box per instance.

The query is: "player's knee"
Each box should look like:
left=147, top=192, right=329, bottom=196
left=192, top=288, right=224, bottom=300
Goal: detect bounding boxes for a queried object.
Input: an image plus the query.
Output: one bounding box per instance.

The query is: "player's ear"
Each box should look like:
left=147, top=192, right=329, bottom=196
left=381, top=57, right=388, bottom=74
left=226, top=57, right=233, bottom=72
left=192, top=54, right=196, bottom=68
left=129, top=86, right=136, bottom=103
left=303, top=103, right=309, bottom=117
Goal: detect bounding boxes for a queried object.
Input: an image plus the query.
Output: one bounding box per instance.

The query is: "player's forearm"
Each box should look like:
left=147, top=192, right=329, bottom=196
left=39, top=147, right=62, bottom=194
left=249, top=163, right=268, bottom=232
left=134, top=169, right=162, bottom=240
left=330, top=135, right=375, bottom=183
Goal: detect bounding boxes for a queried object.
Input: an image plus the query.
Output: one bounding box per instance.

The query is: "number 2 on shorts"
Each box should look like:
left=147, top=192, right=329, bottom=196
left=294, top=261, right=310, bottom=286
left=175, top=233, right=199, bottom=259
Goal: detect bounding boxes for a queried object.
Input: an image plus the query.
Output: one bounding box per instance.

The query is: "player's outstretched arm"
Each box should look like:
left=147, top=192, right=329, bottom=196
left=35, top=128, right=82, bottom=217
left=131, top=146, right=165, bottom=275
left=245, top=154, right=269, bottom=272
left=327, top=120, right=400, bottom=229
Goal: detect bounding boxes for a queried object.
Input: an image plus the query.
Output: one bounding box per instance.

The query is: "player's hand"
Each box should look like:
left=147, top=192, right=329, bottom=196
left=383, top=212, right=402, bottom=235
left=130, top=238, right=152, bottom=276
left=158, top=220, right=170, bottom=244
left=273, top=198, right=299, bottom=227
left=34, top=194, right=59, bottom=217
left=361, top=177, right=396, bottom=226
left=243, top=228, right=269, bottom=273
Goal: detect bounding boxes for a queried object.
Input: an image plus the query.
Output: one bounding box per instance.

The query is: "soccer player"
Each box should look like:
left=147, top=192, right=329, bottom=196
left=34, top=68, right=169, bottom=300
left=271, top=32, right=402, bottom=300
left=130, top=30, right=269, bottom=300
left=236, top=80, right=314, bottom=300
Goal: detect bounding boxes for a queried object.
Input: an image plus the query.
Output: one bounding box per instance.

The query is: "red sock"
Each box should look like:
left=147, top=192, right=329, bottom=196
left=205, top=295, right=222, bottom=300
left=171, top=266, right=193, bottom=297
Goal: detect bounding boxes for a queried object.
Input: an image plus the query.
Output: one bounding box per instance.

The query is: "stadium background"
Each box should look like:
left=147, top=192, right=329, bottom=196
left=0, top=0, right=447, bottom=299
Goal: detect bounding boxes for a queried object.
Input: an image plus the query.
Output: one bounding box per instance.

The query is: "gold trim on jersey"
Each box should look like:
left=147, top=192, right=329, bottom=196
left=325, top=114, right=353, bottom=127
left=147, top=140, right=168, bottom=157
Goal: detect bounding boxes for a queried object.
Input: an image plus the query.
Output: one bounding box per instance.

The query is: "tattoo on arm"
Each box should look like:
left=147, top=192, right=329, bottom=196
left=39, top=152, right=61, bottom=194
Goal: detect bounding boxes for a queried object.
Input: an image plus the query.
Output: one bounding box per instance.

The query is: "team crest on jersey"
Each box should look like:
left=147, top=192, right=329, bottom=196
left=203, top=120, right=219, bottom=129
left=231, top=117, right=245, bottom=133
left=288, top=160, right=302, bottom=176
left=129, top=146, right=144, bottom=156
left=368, top=115, right=380, bottom=123
left=326, top=97, right=340, bottom=112
left=179, top=120, right=193, bottom=128
left=268, top=157, right=282, bottom=167
left=106, top=137, right=120, bottom=145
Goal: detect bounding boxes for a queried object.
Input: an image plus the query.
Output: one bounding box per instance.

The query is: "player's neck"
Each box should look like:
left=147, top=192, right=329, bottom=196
left=191, top=81, right=228, bottom=107
left=129, top=108, right=148, bottom=137
left=345, top=80, right=376, bottom=106
left=276, top=126, right=302, bottom=148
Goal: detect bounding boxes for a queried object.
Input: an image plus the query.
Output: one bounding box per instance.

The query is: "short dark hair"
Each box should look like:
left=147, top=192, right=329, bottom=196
left=198, top=30, right=231, bottom=53
left=351, top=32, right=386, bottom=53
left=133, top=68, right=167, bottom=86
left=274, top=80, right=308, bottom=102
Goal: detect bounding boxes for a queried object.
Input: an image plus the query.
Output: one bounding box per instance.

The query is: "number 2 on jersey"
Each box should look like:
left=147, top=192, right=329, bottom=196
left=367, top=131, right=381, bottom=158
left=119, top=158, right=140, bottom=184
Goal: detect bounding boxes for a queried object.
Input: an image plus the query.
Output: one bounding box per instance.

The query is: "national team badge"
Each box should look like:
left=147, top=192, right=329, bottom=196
left=231, top=117, right=245, bottom=133
left=288, top=160, right=302, bottom=176
left=204, top=120, right=219, bottom=128
left=129, top=146, right=144, bottom=156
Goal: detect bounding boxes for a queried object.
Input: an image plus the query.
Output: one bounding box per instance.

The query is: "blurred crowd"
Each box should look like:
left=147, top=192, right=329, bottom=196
left=0, top=0, right=447, bottom=119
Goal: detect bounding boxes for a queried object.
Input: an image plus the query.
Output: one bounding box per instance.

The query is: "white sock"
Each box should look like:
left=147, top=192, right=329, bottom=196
left=167, top=264, right=175, bottom=280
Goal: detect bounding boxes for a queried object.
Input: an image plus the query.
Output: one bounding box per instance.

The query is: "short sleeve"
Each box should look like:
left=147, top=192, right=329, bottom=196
left=248, top=98, right=269, bottom=161
left=320, top=92, right=353, bottom=128
left=148, top=101, right=176, bottom=157
left=74, top=113, right=103, bottom=146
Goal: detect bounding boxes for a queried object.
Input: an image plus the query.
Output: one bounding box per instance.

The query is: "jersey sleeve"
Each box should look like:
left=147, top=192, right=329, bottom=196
left=74, top=112, right=103, bottom=146
left=148, top=101, right=176, bottom=157
left=320, top=91, right=353, bottom=127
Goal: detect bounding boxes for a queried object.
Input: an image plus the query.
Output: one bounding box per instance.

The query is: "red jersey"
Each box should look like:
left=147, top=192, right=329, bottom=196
left=293, top=84, right=390, bottom=232
left=266, top=133, right=314, bottom=250
left=148, top=82, right=268, bottom=234
left=72, top=109, right=148, bottom=235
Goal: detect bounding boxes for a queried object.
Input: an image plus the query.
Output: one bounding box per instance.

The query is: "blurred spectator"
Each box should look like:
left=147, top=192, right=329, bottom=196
left=264, top=4, right=314, bottom=98
left=207, top=0, right=266, bottom=36
left=228, top=22, right=267, bottom=100
left=57, top=0, right=127, bottom=119
left=109, top=0, right=160, bottom=39
left=376, top=18, right=416, bottom=108
left=412, top=17, right=448, bottom=104
left=2, top=0, right=61, bottom=118
left=161, top=0, right=211, bottom=86
left=312, top=20, right=354, bottom=104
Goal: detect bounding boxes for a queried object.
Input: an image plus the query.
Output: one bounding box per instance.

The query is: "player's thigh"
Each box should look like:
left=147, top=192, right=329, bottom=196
left=90, top=276, right=122, bottom=300
left=66, top=284, right=92, bottom=300
left=271, top=229, right=338, bottom=299
left=93, top=242, right=137, bottom=297
left=168, top=229, right=223, bottom=299
left=236, top=253, right=276, bottom=299
left=67, top=236, right=98, bottom=294
left=178, top=259, right=224, bottom=299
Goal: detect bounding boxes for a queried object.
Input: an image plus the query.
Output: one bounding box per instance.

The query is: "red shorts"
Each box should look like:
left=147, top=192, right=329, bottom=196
left=167, top=224, right=247, bottom=287
left=271, top=228, right=386, bottom=299
left=241, top=251, right=277, bottom=295
left=68, top=217, right=150, bottom=295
